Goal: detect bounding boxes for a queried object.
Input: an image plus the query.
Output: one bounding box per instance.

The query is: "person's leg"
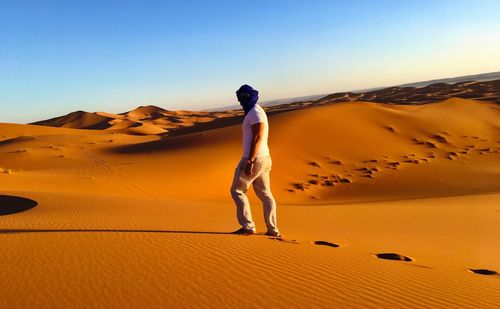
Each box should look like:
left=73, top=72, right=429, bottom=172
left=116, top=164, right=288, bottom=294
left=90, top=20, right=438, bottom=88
left=230, top=158, right=262, bottom=231
left=252, top=157, right=279, bottom=234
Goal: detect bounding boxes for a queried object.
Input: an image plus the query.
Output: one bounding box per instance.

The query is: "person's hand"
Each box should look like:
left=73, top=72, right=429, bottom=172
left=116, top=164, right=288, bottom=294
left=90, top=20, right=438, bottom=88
left=245, top=160, right=254, bottom=176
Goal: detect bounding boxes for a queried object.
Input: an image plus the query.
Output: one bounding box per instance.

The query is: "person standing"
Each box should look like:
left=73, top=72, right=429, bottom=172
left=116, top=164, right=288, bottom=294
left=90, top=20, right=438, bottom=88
left=230, top=84, right=281, bottom=237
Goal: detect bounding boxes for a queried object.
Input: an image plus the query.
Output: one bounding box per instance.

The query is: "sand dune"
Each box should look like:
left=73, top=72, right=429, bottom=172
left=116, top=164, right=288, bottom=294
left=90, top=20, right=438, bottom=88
left=316, top=79, right=500, bottom=105
left=30, top=79, right=500, bottom=138
left=31, top=104, right=239, bottom=136
left=32, top=110, right=114, bottom=130
left=1, top=95, right=500, bottom=307
left=101, top=98, right=499, bottom=205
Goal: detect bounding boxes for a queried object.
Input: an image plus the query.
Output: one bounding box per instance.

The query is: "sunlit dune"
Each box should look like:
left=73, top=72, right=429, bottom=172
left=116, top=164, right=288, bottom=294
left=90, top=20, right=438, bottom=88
left=30, top=104, right=238, bottom=136
left=1, top=81, right=500, bottom=307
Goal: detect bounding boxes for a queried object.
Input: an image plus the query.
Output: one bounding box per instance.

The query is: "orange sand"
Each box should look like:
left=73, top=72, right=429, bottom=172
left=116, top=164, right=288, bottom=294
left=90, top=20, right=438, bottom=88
left=1, top=98, right=499, bottom=308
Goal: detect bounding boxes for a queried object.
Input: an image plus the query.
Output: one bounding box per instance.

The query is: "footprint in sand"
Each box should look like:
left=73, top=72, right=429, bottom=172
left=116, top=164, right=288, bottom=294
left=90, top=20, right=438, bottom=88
left=292, top=182, right=307, bottom=191
left=0, top=195, right=38, bottom=216
left=357, top=167, right=375, bottom=178
left=413, top=138, right=438, bottom=149
left=445, top=152, right=458, bottom=160
left=386, top=161, right=400, bottom=169
left=308, top=179, right=319, bottom=185
left=309, top=161, right=321, bottom=168
left=328, top=160, right=342, bottom=165
left=477, top=148, right=491, bottom=154
left=314, top=240, right=340, bottom=248
left=338, top=177, right=351, bottom=184
left=430, top=134, right=448, bottom=144
left=322, top=180, right=335, bottom=187
left=469, top=269, right=499, bottom=276
left=375, top=253, right=412, bottom=262
left=385, top=126, right=396, bottom=133
left=403, top=159, right=420, bottom=164
left=269, top=237, right=299, bottom=244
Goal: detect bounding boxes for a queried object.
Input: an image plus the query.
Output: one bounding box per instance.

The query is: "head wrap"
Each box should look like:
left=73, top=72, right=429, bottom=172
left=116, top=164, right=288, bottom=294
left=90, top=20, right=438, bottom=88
left=236, top=84, right=259, bottom=115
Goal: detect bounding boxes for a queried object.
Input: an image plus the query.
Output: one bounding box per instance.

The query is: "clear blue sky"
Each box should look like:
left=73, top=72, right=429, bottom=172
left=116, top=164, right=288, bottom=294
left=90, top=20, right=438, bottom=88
left=1, top=0, right=500, bottom=123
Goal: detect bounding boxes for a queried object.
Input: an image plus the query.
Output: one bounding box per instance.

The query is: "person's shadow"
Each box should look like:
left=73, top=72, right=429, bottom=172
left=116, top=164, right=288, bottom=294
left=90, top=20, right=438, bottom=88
left=0, top=229, right=232, bottom=235
left=0, top=195, right=232, bottom=235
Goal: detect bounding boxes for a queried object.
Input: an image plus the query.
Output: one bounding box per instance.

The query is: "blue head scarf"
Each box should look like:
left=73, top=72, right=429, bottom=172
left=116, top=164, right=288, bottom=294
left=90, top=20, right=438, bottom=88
left=236, top=84, right=259, bottom=115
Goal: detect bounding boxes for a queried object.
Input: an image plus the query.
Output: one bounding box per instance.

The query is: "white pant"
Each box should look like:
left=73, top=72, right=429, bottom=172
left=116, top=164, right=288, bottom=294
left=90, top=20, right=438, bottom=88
left=230, top=156, right=279, bottom=233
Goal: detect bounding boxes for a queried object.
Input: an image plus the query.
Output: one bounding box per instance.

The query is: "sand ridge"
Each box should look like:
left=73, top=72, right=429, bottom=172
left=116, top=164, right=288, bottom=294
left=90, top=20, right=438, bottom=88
left=31, top=105, right=241, bottom=136
left=28, top=79, right=500, bottom=138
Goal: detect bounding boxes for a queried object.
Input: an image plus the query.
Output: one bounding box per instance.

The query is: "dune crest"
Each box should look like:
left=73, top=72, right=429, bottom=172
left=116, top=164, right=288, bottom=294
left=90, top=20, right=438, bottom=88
left=29, top=79, right=500, bottom=138
left=31, top=105, right=239, bottom=136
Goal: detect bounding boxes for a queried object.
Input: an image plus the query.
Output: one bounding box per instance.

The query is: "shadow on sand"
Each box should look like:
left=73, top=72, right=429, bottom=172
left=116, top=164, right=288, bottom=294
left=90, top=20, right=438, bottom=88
left=0, top=195, right=38, bottom=216
left=112, top=115, right=244, bottom=154
left=110, top=108, right=291, bottom=154
left=0, top=229, right=232, bottom=235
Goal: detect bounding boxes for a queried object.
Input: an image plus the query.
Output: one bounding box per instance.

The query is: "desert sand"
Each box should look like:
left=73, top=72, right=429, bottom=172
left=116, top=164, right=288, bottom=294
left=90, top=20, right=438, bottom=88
left=1, top=86, right=500, bottom=307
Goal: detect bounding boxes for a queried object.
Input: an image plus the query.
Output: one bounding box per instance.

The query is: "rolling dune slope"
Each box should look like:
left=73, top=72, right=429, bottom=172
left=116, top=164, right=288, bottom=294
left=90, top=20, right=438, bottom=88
left=30, top=105, right=240, bottom=136
left=1, top=98, right=499, bottom=308
left=100, top=98, right=500, bottom=204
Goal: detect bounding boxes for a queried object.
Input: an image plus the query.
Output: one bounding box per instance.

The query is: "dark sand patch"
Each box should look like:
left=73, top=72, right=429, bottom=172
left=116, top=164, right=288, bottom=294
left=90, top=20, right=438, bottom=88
left=314, top=240, right=340, bottom=248
left=0, top=195, right=38, bottom=216
left=469, top=269, right=498, bottom=276
left=375, top=253, right=412, bottom=262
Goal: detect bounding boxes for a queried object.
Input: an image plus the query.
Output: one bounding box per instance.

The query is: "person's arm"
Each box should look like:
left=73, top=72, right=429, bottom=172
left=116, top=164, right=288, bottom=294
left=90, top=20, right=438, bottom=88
left=245, top=122, right=264, bottom=175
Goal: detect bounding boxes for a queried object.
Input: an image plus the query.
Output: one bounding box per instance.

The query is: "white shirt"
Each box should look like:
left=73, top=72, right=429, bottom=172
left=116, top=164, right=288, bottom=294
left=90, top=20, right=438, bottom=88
left=242, top=104, right=270, bottom=158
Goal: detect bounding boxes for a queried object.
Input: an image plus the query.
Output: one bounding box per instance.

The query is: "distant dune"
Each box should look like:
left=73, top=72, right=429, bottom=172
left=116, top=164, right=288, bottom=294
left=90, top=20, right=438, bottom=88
left=210, top=71, right=500, bottom=112
left=316, top=79, right=500, bottom=105
left=31, top=105, right=240, bottom=136
left=30, top=79, right=500, bottom=137
left=32, top=110, right=115, bottom=130
left=2, top=81, right=500, bottom=307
